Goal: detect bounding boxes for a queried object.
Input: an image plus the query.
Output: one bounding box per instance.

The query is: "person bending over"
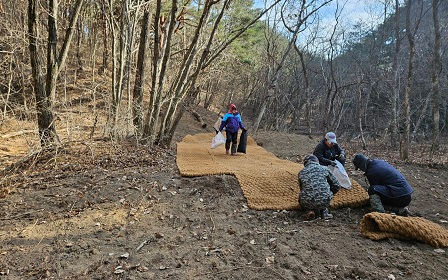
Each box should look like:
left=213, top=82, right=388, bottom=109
left=298, top=155, right=341, bottom=220
left=353, top=154, right=413, bottom=216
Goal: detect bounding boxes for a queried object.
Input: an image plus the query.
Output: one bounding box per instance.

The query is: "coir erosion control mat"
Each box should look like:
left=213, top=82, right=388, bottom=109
left=360, top=212, right=448, bottom=248
left=177, top=133, right=369, bottom=210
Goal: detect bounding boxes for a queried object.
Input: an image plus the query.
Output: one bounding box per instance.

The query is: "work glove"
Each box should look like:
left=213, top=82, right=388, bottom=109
left=338, top=154, right=346, bottom=162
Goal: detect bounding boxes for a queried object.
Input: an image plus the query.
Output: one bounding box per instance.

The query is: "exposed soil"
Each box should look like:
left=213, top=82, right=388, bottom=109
left=1, top=106, right=447, bottom=280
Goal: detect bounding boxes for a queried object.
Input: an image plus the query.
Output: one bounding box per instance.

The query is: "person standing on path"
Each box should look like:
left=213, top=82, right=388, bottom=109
left=219, top=104, right=247, bottom=156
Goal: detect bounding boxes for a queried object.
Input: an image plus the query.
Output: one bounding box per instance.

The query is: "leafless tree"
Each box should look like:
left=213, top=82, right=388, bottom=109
left=294, top=44, right=312, bottom=135
left=138, top=0, right=280, bottom=147
left=132, top=8, right=150, bottom=132
left=389, top=0, right=401, bottom=147
left=402, top=0, right=423, bottom=159
left=430, top=0, right=441, bottom=153
left=252, top=0, right=332, bottom=132
left=97, top=1, right=109, bottom=75
left=27, top=0, right=84, bottom=147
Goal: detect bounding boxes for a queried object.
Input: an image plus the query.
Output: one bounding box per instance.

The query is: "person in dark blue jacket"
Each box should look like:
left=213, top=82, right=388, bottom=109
left=313, top=132, right=346, bottom=166
left=353, top=154, right=413, bottom=216
left=219, top=104, right=247, bottom=156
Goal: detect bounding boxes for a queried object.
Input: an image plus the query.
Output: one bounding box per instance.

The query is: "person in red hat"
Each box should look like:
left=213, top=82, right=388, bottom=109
left=219, top=104, right=247, bottom=156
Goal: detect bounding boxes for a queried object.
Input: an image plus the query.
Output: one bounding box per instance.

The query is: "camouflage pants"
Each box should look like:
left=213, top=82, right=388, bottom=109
left=299, top=193, right=332, bottom=211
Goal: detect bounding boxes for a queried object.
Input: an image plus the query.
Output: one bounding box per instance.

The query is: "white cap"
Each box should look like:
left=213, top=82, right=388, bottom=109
left=325, top=132, right=337, bottom=144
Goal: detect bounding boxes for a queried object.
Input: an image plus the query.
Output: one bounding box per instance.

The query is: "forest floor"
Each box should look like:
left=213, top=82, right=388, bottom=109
left=0, top=106, right=448, bottom=280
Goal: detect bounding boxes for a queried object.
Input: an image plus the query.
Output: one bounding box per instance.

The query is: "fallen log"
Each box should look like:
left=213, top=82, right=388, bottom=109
left=191, top=110, right=207, bottom=128
left=1, top=129, right=37, bottom=139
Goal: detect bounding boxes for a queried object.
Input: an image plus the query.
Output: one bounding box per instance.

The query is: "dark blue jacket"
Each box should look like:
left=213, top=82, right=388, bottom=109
left=219, top=112, right=244, bottom=133
left=365, top=159, right=413, bottom=198
left=313, top=139, right=345, bottom=166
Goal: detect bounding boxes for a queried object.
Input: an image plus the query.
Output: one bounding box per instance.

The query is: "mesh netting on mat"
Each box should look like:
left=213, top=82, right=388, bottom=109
left=177, top=133, right=369, bottom=211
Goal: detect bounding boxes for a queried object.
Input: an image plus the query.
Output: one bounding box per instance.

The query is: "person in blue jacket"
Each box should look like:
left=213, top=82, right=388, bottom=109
left=219, top=104, right=247, bottom=156
left=353, top=154, right=413, bottom=216
left=313, top=132, right=346, bottom=167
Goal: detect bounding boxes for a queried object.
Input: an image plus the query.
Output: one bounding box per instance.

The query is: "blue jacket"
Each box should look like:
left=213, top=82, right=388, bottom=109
left=365, top=159, right=414, bottom=198
left=219, top=112, right=244, bottom=133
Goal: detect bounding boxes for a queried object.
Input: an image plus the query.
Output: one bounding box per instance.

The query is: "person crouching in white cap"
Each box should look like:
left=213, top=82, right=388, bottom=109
left=313, top=132, right=346, bottom=167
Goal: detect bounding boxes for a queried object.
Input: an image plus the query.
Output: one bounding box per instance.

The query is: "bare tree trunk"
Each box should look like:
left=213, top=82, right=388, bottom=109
left=98, top=0, right=108, bottom=75
left=253, top=0, right=330, bottom=133
left=139, top=0, right=280, bottom=147
left=46, top=0, right=59, bottom=104
left=402, top=2, right=413, bottom=159
left=29, top=0, right=57, bottom=146
left=2, top=55, right=13, bottom=121
left=125, top=2, right=141, bottom=131
left=27, top=0, right=84, bottom=147
left=143, top=0, right=167, bottom=142
left=107, top=0, right=131, bottom=134
left=402, top=0, right=422, bottom=160
left=253, top=85, right=274, bottom=132
left=295, top=46, right=312, bottom=136
left=390, top=0, right=400, bottom=147
left=132, top=9, right=150, bottom=132
left=253, top=22, right=297, bottom=132
left=47, top=0, right=84, bottom=103
left=431, top=0, right=441, bottom=154
left=114, top=1, right=128, bottom=128
left=158, top=0, right=225, bottom=146
left=411, top=94, right=432, bottom=140
left=76, top=15, right=83, bottom=71
left=151, top=0, right=218, bottom=145
left=356, top=75, right=368, bottom=149
left=321, top=5, right=341, bottom=133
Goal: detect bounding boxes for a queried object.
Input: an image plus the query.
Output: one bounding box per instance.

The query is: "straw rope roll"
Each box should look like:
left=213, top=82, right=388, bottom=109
left=360, top=212, right=448, bottom=248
